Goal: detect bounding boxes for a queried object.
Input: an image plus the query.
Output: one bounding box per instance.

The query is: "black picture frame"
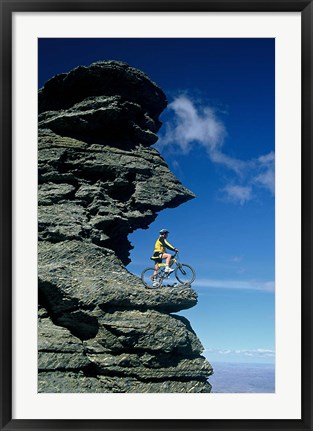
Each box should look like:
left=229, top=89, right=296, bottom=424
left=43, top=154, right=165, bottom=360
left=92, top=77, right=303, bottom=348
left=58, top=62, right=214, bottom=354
left=1, top=1, right=312, bottom=430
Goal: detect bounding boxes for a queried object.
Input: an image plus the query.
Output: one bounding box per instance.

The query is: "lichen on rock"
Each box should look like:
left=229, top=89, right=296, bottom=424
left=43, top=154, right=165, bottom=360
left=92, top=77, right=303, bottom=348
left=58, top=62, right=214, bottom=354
left=38, top=60, right=213, bottom=393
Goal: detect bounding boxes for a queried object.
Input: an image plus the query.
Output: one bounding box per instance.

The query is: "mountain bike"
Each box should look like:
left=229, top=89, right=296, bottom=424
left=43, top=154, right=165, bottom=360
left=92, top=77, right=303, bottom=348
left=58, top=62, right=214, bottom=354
left=141, top=252, right=196, bottom=289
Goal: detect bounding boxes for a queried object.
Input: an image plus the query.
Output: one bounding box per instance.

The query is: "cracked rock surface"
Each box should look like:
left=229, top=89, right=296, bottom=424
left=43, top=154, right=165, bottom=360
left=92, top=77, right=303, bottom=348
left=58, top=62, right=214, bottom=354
left=38, top=60, right=213, bottom=393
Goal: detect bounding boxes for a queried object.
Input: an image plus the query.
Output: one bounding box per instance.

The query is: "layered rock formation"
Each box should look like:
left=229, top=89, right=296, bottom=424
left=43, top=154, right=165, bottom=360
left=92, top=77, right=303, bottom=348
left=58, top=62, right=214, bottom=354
left=38, top=60, right=213, bottom=392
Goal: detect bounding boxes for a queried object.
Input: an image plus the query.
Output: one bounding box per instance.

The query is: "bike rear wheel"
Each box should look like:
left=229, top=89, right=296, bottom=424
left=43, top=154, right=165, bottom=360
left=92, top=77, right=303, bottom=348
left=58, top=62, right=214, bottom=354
left=175, top=264, right=196, bottom=285
left=141, top=267, right=162, bottom=288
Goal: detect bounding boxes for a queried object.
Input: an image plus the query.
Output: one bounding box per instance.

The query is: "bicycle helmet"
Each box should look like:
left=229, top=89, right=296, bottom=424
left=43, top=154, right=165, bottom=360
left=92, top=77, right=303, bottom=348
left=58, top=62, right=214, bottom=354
left=159, top=229, right=169, bottom=235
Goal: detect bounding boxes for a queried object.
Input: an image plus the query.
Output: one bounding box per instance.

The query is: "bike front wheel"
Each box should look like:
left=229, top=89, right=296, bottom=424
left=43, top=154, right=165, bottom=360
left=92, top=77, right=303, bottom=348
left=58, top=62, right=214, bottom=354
left=141, top=267, right=162, bottom=289
left=175, top=264, right=196, bottom=285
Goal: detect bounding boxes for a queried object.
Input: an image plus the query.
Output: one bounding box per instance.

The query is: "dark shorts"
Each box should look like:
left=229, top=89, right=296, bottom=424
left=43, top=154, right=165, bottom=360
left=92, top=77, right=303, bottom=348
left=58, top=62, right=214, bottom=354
left=152, top=252, right=163, bottom=263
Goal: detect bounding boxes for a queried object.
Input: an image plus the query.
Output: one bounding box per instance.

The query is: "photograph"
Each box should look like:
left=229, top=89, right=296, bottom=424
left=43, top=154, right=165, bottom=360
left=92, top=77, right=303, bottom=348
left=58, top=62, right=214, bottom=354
left=38, top=37, right=275, bottom=394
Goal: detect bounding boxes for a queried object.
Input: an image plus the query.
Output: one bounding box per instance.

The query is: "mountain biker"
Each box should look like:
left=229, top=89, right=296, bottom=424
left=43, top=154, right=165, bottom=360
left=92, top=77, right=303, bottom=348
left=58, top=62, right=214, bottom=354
left=152, top=229, right=179, bottom=286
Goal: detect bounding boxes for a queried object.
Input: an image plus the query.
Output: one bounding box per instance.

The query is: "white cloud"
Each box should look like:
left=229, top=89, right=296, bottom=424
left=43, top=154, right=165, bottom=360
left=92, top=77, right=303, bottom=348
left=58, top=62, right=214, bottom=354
left=159, top=95, right=247, bottom=174
left=223, top=185, right=253, bottom=205
left=195, top=278, right=275, bottom=292
left=258, top=152, right=275, bottom=164
left=253, top=151, right=275, bottom=194
left=230, top=255, right=243, bottom=263
left=159, top=95, right=226, bottom=154
left=205, top=347, right=275, bottom=358
left=158, top=95, right=275, bottom=203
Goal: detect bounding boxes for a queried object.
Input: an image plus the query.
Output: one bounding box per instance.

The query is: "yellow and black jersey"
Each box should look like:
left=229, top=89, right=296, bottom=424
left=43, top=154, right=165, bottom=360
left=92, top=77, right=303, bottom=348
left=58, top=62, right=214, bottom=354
left=154, top=236, right=176, bottom=254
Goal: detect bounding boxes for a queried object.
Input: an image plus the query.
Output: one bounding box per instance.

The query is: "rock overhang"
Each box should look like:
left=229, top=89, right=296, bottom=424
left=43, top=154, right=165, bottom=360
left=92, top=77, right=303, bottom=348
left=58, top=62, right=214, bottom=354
left=38, top=60, right=212, bottom=393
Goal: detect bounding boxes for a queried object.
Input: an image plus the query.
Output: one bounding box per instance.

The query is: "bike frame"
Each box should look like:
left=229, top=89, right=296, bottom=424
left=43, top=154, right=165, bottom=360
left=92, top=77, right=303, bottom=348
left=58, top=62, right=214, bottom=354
left=155, top=252, right=179, bottom=270
left=141, top=252, right=195, bottom=289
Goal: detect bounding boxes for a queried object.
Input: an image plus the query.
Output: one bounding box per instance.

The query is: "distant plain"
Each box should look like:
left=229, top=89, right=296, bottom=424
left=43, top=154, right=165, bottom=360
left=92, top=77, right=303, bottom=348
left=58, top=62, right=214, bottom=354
left=208, top=362, right=275, bottom=393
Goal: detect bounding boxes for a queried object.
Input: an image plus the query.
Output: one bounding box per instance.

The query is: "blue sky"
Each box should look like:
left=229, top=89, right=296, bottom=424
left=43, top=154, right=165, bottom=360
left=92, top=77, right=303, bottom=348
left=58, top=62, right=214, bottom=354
left=38, top=38, right=275, bottom=365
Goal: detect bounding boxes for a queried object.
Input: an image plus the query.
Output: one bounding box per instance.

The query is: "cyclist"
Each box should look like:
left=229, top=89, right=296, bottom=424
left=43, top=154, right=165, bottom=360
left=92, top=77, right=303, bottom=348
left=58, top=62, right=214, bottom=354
left=152, top=229, right=179, bottom=286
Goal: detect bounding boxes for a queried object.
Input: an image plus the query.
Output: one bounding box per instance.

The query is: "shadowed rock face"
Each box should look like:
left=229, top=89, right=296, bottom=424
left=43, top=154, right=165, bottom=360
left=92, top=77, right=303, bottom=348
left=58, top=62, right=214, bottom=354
left=38, top=60, right=213, bottom=393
